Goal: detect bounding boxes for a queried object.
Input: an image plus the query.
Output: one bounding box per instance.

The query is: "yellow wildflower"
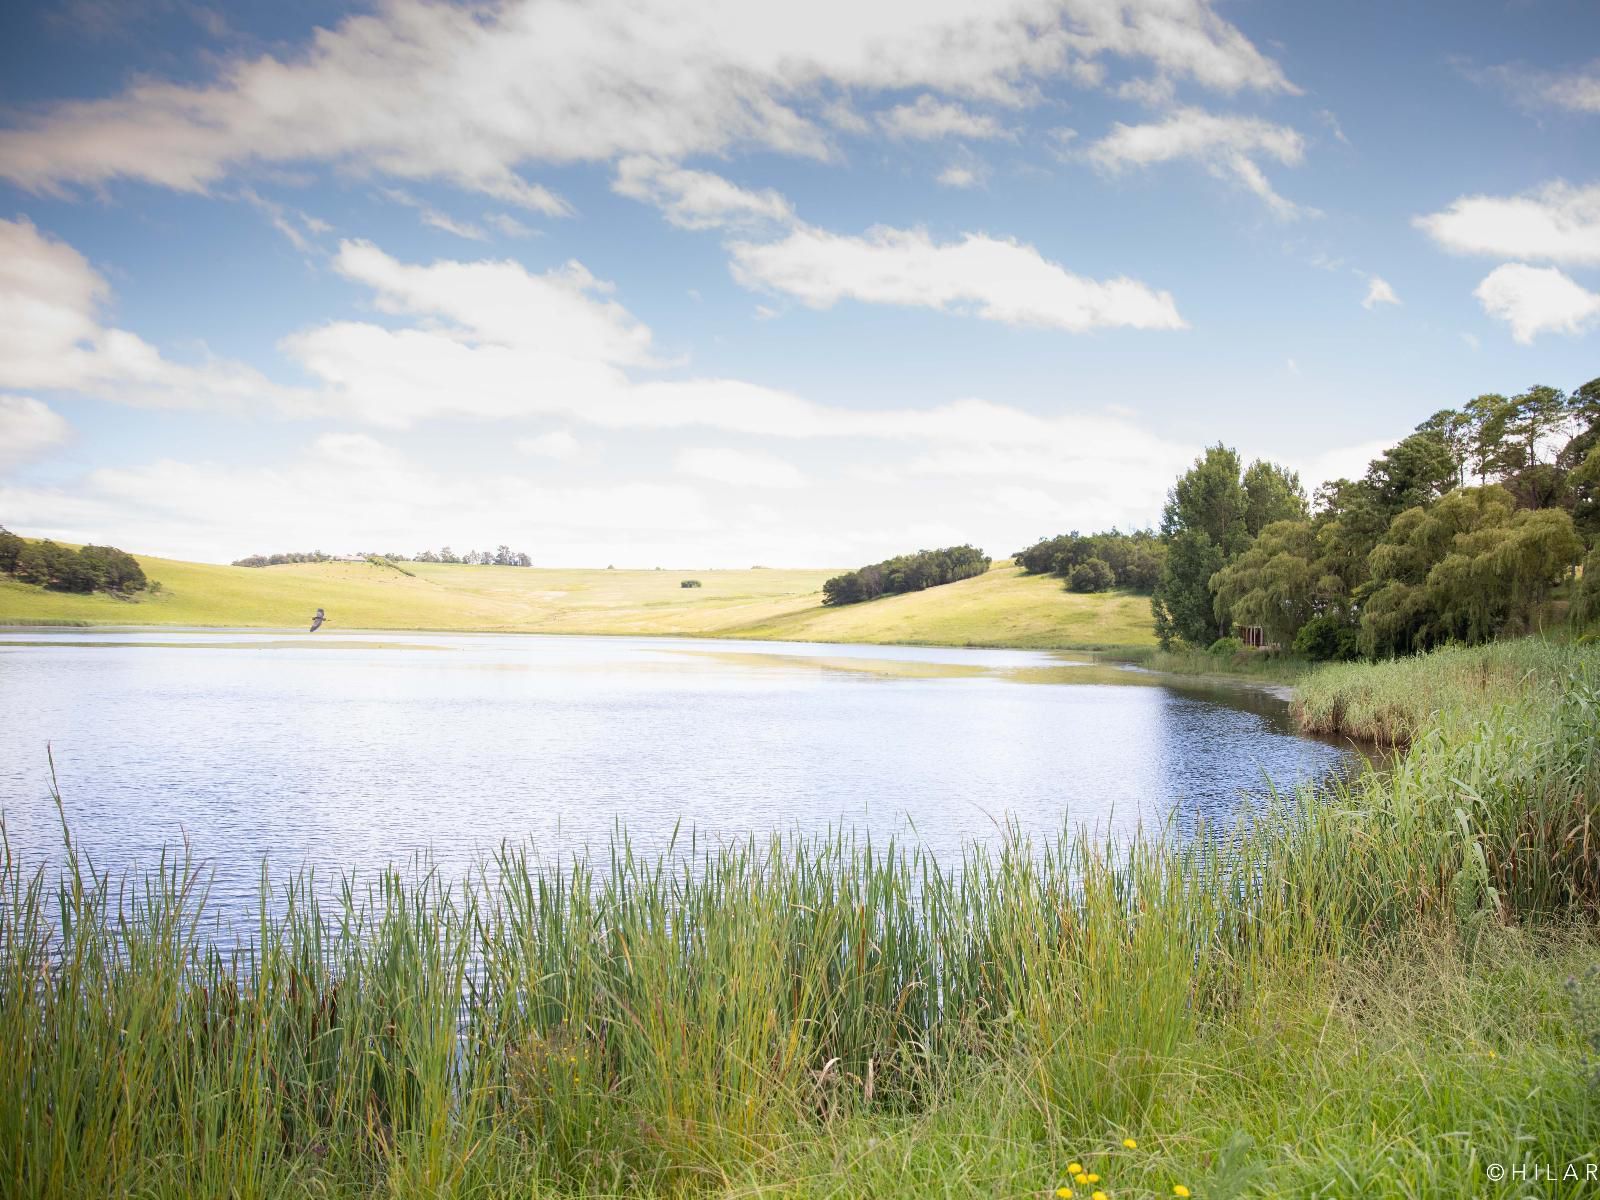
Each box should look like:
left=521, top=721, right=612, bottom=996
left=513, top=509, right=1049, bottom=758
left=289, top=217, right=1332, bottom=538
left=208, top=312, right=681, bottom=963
left=1173, top=1187, right=1191, bottom=1198
left=1092, top=1192, right=1108, bottom=1200
left=1056, top=1189, right=1073, bottom=1199
left=1085, top=1175, right=1100, bottom=1184
left=1123, top=1138, right=1138, bottom=1150
left=1068, top=1163, right=1083, bottom=1174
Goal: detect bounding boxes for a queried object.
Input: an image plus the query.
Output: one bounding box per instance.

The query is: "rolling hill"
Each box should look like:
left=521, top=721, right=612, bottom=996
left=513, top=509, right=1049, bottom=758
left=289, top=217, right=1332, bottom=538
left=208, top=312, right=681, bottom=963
left=0, top=553, right=1157, bottom=650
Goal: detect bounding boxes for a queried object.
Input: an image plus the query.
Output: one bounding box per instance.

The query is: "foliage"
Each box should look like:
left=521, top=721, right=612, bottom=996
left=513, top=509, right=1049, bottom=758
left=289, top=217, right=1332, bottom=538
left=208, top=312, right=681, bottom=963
left=679, top=579, right=702, bottom=588
left=1, top=532, right=147, bottom=595
left=231, top=550, right=332, bottom=566
left=1359, top=486, right=1582, bottom=658
left=411, top=545, right=533, bottom=566
left=1066, top=557, right=1115, bottom=593
left=1209, top=518, right=1358, bottom=649
left=1207, top=635, right=1244, bottom=655
left=1291, top=614, right=1360, bottom=662
left=821, top=544, right=990, bottom=606
left=1151, top=446, right=1306, bottom=648
left=1013, top=529, right=1165, bottom=592
left=1199, top=376, right=1600, bottom=658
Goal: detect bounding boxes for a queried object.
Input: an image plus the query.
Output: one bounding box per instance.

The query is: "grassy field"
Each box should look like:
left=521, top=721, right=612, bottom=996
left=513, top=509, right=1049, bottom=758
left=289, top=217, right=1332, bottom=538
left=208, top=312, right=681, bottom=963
left=4, top=639, right=1598, bottom=1197
left=0, top=554, right=1157, bottom=649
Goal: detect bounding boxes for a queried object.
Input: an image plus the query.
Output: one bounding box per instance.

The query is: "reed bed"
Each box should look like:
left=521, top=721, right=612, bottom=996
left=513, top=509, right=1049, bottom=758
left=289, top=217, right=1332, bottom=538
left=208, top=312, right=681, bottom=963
left=1294, top=638, right=1598, bottom=744
left=2, top=639, right=1598, bottom=1197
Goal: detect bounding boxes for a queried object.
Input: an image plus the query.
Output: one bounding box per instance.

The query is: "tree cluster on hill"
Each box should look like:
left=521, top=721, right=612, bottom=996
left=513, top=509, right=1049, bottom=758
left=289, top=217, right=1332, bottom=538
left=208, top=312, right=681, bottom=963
left=0, top=529, right=148, bottom=595
left=821, top=545, right=990, bottom=606
left=409, top=546, right=532, bottom=566
left=1012, top=529, right=1166, bottom=593
left=232, top=551, right=332, bottom=567
left=1157, top=378, right=1600, bottom=659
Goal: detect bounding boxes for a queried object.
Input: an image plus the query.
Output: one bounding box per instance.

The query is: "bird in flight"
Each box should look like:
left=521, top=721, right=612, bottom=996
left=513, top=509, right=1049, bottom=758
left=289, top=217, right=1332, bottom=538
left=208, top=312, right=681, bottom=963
left=309, top=608, right=326, bottom=632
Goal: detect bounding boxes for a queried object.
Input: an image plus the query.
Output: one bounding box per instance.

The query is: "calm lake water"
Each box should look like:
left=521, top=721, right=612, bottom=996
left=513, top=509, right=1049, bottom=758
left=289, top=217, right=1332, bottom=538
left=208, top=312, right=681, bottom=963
left=0, top=629, right=1363, bottom=922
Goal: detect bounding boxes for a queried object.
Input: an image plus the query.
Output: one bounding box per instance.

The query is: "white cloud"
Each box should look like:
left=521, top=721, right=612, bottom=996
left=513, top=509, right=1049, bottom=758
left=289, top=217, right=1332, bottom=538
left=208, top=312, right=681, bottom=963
left=1473, top=59, right=1600, bottom=115
left=1084, top=106, right=1311, bottom=218
left=1472, top=263, right=1600, bottom=344
left=484, top=212, right=534, bottom=238
left=613, top=157, right=795, bottom=230
left=0, top=395, right=72, bottom=470
left=0, top=435, right=716, bottom=564
left=936, top=164, right=983, bottom=188
left=1540, top=62, right=1600, bottom=113
left=1414, top=180, right=1600, bottom=266
left=377, top=187, right=488, bottom=240
left=0, top=216, right=301, bottom=410
left=728, top=225, right=1186, bottom=332
left=1361, top=276, right=1400, bottom=309
left=676, top=446, right=807, bottom=488
left=878, top=95, right=1008, bottom=141
left=518, top=430, right=580, bottom=459
left=0, top=0, right=1293, bottom=203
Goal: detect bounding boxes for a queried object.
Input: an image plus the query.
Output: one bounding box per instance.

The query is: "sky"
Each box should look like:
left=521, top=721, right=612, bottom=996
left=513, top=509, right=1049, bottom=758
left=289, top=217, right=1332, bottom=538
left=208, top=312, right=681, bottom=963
left=0, top=0, right=1597, bottom=567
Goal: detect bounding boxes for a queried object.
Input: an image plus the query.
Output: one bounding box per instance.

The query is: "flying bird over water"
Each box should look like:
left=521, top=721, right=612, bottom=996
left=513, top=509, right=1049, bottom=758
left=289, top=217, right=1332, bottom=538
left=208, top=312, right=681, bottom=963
left=309, top=608, right=325, bottom=632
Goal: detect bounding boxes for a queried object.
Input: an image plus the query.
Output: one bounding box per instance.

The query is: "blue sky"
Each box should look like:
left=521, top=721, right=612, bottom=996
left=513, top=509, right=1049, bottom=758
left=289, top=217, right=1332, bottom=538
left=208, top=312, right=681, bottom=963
left=1, top=0, right=1597, bottom=566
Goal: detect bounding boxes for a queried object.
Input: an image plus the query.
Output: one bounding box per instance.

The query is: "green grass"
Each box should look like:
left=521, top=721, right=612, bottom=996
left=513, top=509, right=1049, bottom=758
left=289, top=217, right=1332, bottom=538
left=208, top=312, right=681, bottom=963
left=3, top=639, right=1597, bottom=1197
left=1294, top=638, right=1589, bottom=744
left=0, top=554, right=1158, bottom=650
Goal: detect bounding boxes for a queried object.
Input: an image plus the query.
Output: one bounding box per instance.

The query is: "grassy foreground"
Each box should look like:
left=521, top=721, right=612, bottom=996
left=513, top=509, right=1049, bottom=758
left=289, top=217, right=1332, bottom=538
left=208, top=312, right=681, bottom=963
left=3, top=639, right=1598, bottom=1197
left=0, top=556, right=1156, bottom=650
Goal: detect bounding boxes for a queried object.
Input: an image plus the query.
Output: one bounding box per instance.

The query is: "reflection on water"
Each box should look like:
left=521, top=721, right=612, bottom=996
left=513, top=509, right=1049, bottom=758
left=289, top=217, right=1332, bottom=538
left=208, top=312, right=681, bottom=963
left=0, top=629, right=1366, bottom=923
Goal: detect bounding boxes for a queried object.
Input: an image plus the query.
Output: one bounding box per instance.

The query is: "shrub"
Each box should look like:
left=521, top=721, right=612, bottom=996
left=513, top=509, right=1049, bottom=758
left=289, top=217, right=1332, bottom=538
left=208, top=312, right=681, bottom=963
left=1067, top=557, right=1115, bottom=593
left=680, top=579, right=702, bottom=588
left=1208, top=635, right=1244, bottom=655
left=1292, top=614, right=1361, bottom=662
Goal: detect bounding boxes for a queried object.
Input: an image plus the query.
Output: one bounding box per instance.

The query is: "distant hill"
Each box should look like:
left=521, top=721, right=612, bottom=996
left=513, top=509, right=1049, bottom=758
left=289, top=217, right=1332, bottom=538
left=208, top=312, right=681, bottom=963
left=0, top=551, right=1156, bottom=650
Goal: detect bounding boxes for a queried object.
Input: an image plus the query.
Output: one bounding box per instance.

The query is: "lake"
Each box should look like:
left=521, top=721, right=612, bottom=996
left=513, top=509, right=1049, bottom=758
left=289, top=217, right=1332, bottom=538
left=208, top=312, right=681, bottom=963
left=0, top=629, right=1364, bottom=923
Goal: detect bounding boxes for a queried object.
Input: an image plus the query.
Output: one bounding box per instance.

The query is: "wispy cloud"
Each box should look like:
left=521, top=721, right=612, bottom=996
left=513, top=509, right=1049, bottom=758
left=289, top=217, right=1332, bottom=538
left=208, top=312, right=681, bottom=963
left=1084, top=107, right=1312, bottom=218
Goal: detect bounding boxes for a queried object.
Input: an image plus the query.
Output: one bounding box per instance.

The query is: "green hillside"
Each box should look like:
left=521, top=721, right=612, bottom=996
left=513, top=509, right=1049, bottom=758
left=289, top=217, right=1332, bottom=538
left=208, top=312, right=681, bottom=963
left=0, top=552, right=1156, bottom=649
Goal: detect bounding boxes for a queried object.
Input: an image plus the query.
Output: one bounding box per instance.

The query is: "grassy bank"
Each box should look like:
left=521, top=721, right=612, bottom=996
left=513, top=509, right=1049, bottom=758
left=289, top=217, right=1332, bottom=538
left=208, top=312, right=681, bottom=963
left=1294, top=638, right=1590, bottom=744
left=0, top=556, right=1156, bottom=650
left=1107, top=645, right=1311, bottom=686
left=2, top=640, right=1597, bottom=1196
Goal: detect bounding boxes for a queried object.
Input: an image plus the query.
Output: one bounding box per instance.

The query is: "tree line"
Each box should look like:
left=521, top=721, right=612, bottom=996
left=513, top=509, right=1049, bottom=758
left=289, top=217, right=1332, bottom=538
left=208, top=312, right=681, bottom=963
left=0, top=529, right=149, bottom=595
left=1012, top=529, right=1166, bottom=593
left=822, top=545, right=991, bottom=606
left=232, top=551, right=333, bottom=567
left=409, top=546, right=533, bottom=567
left=1153, top=378, right=1600, bottom=660
left=233, top=546, right=536, bottom=567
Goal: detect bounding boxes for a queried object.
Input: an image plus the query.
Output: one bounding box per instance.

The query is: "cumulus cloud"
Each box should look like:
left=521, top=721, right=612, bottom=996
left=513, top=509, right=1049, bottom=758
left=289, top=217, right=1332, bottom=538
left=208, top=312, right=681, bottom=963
left=1361, top=276, right=1400, bottom=309
left=0, top=216, right=301, bottom=410
left=613, top=157, right=795, bottom=230
left=1084, top=107, right=1311, bottom=218
left=676, top=446, right=808, bottom=488
left=1472, top=263, right=1600, bottom=344
left=728, top=225, right=1186, bottom=332
left=0, top=0, right=1293, bottom=203
left=878, top=95, right=1008, bottom=141
left=1414, top=180, right=1600, bottom=266
left=0, top=395, right=72, bottom=470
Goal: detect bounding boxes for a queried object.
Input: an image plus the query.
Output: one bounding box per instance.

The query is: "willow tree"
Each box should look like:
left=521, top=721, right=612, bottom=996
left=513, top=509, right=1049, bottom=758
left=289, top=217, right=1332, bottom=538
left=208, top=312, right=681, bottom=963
left=1360, top=486, right=1583, bottom=657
